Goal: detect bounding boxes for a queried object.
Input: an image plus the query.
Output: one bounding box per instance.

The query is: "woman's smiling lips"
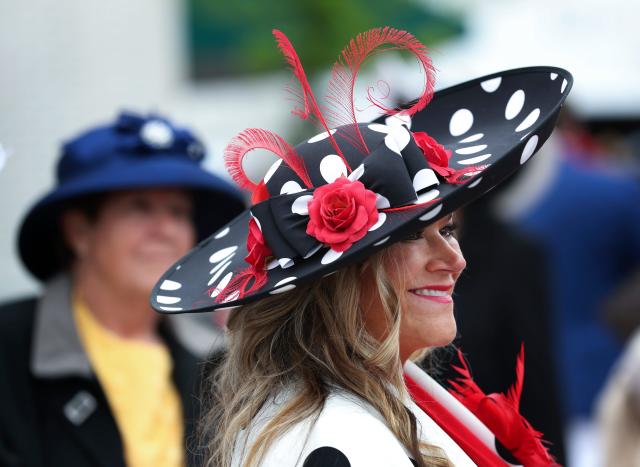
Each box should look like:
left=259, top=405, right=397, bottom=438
left=409, top=284, right=454, bottom=304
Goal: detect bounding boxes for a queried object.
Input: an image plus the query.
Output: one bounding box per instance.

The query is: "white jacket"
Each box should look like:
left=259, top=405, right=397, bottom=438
left=232, top=388, right=476, bottom=467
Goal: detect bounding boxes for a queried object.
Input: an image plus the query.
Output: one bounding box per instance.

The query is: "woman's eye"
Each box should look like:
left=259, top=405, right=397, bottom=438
left=440, top=223, right=458, bottom=238
left=403, top=230, right=424, bottom=241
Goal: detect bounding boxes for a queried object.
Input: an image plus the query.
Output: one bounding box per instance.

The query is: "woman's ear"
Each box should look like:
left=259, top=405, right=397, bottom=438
left=60, top=209, right=93, bottom=259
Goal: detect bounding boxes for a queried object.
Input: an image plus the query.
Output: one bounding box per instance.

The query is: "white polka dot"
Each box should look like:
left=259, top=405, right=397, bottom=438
left=160, top=279, right=182, bottom=291
left=459, top=133, right=484, bottom=143
left=208, top=260, right=232, bottom=285
left=209, top=254, right=235, bottom=278
left=413, top=169, right=438, bottom=192
left=269, top=284, right=296, bottom=294
left=384, top=126, right=411, bottom=155
left=291, top=195, right=313, bottom=215
left=214, top=227, right=230, bottom=239
left=308, top=129, right=337, bottom=143
left=176, top=265, right=182, bottom=270
left=458, top=154, right=492, bottom=165
left=159, top=306, right=183, bottom=312
left=157, top=295, right=181, bottom=305
left=520, top=135, right=539, bottom=164
left=222, top=291, right=240, bottom=303
left=561, top=79, right=568, bottom=93
left=278, top=258, right=294, bottom=269
left=467, top=177, right=483, bottom=188
left=319, top=154, right=348, bottom=183
left=267, top=258, right=279, bottom=270
left=140, top=120, right=174, bottom=148
left=505, top=90, right=525, bottom=120
left=375, top=193, right=390, bottom=209
left=263, top=159, right=283, bottom=184
left=368, top=212, right=386, bottom=231
left=321, top=249, right=343, bottom=265
left=455, top=144, right=487, bottom=155
left=449, top=109, right=474, bottom=137
left=373, top=236, right=390, bottom=246
left=251, top=214, right=262, bottom=231
left=274, top=276, right=296, bottom=286
left=280, top=180, right=304, bottom=195
left=209, top=246, right=238, bottom=264
left=303, top=244, right=323, bottom=259
left=419, top=204, right=442, bottom=221
left=550, top=73, right=558, bottom=80
left=210, top=272, right=233, bottom=298
left=415, top=189, right=439, bottom=204
left=385, top=112, right=412, bottom=129
left=368, top=123, right=391, bottom=134
left=347, top=164, right=365, bottom=181
left=515, top=108, right=540, bottom=132
left=269, top=277, right=297, bottom=295
left=480, top=77, right=502, bottom=93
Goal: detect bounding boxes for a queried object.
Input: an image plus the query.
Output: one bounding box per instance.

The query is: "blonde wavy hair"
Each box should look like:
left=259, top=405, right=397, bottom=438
left=199, top=247, right=452, bottom=467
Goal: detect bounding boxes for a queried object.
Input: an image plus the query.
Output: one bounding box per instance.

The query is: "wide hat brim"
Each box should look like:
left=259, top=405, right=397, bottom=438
left=19, top=155, right=245, bottom=281
left=151, top=67, right=572, bottom=314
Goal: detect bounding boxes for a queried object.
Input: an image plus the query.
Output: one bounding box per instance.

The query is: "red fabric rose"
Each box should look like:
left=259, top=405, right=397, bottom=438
left=245, top=217, right=272, bottom=270
left=306, top=177, right=378, bottom=252
left=413, top=131, right=456, bottom=178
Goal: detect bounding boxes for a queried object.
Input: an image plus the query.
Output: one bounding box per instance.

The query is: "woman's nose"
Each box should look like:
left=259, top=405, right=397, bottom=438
left=427, top=240, right=466, bottom=275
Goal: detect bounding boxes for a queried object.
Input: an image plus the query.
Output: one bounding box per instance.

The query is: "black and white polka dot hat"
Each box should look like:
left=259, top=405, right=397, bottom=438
left=151, top=28, right=572, bottom=314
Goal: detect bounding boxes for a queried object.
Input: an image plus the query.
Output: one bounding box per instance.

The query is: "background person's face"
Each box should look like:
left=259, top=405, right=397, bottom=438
left=361, top=214, right=466, bottom=361
left=69, top=188, right=196, bottom=298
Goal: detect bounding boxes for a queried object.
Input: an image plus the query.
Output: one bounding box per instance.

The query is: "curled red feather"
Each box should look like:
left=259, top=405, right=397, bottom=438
left=449, top=345, right=559, bottom=466
left=224, top=128, right=312, bottom=193
left=326, top=27, right=436, bottom=154
left=272, top=29, right=351, bottom=171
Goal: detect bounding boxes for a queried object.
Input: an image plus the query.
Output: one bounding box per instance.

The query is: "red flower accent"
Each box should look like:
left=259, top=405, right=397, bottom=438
left=306, top=177, right=378, bottom=252
left=215, top=217, right=271, bottom=303
left=449, top=346, right=559, bottom=466
left=245, top=217, right=272, bottom=270
left=413, top=131, right=456, bottom=178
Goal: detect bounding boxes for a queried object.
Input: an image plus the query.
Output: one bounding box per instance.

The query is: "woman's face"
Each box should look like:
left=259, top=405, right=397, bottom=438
left=360, top=213, right=466, bottom=361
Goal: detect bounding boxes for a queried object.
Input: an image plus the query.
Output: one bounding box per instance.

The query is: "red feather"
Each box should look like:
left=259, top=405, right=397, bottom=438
left=272, top=29, right=351, bottom=171
left=213, top=266, right=268, bottom=304
left=325, top=27, right=436, bottom=154
left=224, top=128, right=312, bottom=193
left=449, top=347, right=560, bottom=466
left=506, top=344, right=526, bottom=408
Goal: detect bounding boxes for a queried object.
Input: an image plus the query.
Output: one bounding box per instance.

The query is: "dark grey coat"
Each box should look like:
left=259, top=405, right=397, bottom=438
left=0, top=276, right=222, bottom=467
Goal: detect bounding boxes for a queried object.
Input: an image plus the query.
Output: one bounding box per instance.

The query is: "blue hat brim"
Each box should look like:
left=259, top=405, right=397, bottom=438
left=18, top=155, right=246, bottom=281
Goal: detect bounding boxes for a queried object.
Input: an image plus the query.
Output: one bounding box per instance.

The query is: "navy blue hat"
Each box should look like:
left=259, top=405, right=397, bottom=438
left=18, top=111, right=245, bottom=281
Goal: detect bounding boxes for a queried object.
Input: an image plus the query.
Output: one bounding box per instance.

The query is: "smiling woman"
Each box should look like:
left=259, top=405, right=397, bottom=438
left=361, top=215, right=466, bottom=360
left=152, top=27, right=571, bottom=467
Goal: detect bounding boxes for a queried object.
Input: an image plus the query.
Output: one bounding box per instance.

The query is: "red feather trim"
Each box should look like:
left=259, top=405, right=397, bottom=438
left=449, top=346, right=560, bottom=466
left=272, top=29, right=351, bottom=171
left=213, top=266, right=268, bottom=304
left=405, top=375, right=509, bottom=466
left=446, top=165, right=488, bottom=185
left=224, top=128, right=313, bottom=193
left=251, top=181, right=270, bottom=205
left=326, top=27, right=436, bottom=154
